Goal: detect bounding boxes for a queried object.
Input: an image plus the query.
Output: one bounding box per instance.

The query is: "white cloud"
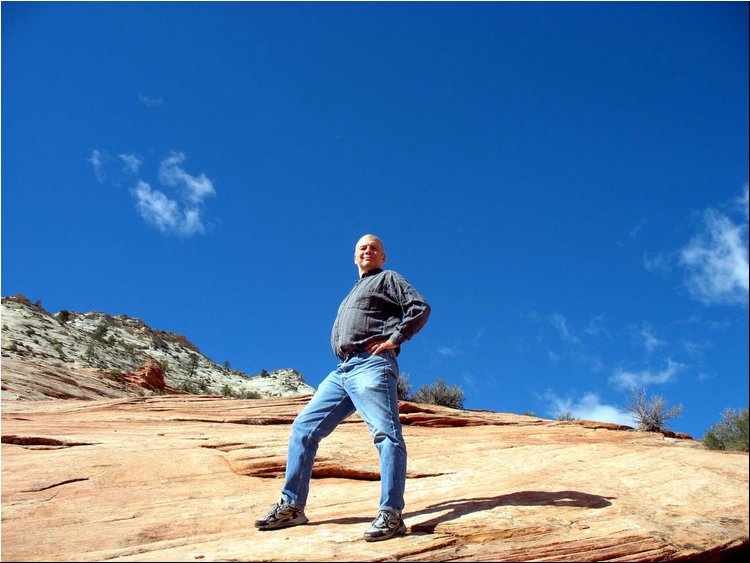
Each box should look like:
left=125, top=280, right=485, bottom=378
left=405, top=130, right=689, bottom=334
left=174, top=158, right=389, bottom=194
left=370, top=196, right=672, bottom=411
left=679, top=186, right=749, bottom=307
left=91, top=148, right=215, bottom=238
left=118, top=153, right=142, bottom=175
left=90, top=150, right=141, bottom=183
left=437, top=346, right=461, bottom=357
left=584, top=314, right=610, bottom=339
left=471, top=331, right=484, bottom=346
left=549, top=313, right=580, bottom=344
left=159, top=152, right=216, bottom=204
left=643, top=251, right=672, bottom=273
left=738, top=185, right=749, bottom=221
left=609, top=359, right=687, bottom=390
left=132, top=181, right=205, bottom=237
left=639, top=323, right=667, bottom=353
left=138, top=93, right=163, bottom=107
left=629, top=219, right=647, bottom=239
left=461, top=371, right=476, bottom=390
left=581, top=354, right=605, bottom=372
left=543, top=391, right=632, bottom=426
left=88, top=149, right=107, bottom=182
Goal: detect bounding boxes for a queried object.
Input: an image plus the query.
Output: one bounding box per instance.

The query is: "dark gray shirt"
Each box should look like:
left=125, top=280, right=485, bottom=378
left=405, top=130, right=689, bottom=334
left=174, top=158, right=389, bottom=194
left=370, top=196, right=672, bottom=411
left=331, top=268, right=431, bottom=360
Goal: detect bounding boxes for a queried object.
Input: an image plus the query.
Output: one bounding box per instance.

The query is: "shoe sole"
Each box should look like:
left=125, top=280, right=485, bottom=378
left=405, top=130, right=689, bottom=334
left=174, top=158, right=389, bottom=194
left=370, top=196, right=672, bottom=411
left=255, top=515, right=309, bottom=530
left=363, top=523, right=407, bottom=542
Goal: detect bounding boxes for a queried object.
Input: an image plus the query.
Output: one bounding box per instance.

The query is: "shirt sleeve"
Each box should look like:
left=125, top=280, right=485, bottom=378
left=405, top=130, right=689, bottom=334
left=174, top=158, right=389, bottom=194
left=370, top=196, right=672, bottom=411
left=386, top=272, right=431, bottom=345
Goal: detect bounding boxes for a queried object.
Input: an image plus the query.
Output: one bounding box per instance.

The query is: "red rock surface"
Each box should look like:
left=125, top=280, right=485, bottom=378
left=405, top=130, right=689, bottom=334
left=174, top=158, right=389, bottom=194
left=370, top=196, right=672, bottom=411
left=1, top=395, right=747, bottom=561
left=121, top=359, right=167, bottom=391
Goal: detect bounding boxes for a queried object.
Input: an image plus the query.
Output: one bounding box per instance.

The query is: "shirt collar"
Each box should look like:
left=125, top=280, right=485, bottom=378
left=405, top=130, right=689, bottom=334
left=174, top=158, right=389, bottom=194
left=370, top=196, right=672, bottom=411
left=360, top=268, right=383, bottom=279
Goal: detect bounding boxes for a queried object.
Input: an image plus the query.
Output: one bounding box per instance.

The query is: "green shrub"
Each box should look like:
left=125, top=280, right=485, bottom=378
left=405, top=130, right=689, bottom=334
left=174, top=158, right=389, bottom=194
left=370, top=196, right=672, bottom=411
left=625, top=387, right=683, bottom=432
left=704, top=408, right=749, bottom=452
left=282, top=379, right=300, bottom=392
left=56, top=310, right=71, bottom=324
left=52, top=341, right=66, bottom=360
left=83, top=344, right=96, bottom=362
left=179, top=380, right=198, bottom=394
left=411, top=378, right=464, bottom=409
left=188, top=354, right=199, bottom=377
left=92, top=323, right=108, bottom=341
left=555, top=411, right=578, bottom=421
left=241, top=389, right=262, bottom=399
left=396, top=373, right=412, bottom=401
left=221, top=384, right=232, bottom=397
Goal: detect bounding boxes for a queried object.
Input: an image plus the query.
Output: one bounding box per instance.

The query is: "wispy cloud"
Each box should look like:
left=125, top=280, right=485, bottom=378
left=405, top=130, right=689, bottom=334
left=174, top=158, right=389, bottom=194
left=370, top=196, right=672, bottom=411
left=88, top=149, right=107, bottom=182
left=471, top=330, right=484, bottom=347
left=132, top=180, right=205, bottom=237
left=629, top=219, right=647, bottom=239
left=543, top=390, right=632, bottom=426
left=609, top=359, right=687, bottom=390
left=584, top=314, right=610, bottom=339
left=740, top=185, right=749, bottom=221
left=643, top=251, right=672, bottom=274
left=461, top=371, right=476, bottom=391
left=678, top=186, right=749, bottom=307
left=159, top=152, right=216, bottom=204
left=530, top=313, right=605, bottom=372
left=549, top=313, right=580, bottom=344
left=89, top=149, right=141, bottom=183
left=90, top=148, right=216, bottom=238
left=437, top=346, right=461, bottom=357
left=118, top=153, right=142, bottom=175
left=138, top=93, right=163, bottom=107
left=638, top=323, right=667, bottom=353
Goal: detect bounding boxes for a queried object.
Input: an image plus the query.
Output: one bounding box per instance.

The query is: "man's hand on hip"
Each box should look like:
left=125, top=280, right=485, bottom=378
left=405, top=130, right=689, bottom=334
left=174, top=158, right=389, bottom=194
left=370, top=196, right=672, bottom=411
left=366, top=339, right=398, bottom=355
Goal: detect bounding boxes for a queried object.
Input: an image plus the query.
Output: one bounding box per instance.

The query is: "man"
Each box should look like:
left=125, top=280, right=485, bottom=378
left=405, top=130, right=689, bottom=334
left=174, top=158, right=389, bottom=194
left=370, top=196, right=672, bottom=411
left=254, top=234, right=431, bottom=542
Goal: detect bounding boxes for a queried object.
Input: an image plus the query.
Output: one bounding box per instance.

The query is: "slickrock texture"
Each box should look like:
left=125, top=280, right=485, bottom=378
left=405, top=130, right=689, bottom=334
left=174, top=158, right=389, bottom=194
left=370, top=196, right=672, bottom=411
left=1, top=395, right=747, bottom=562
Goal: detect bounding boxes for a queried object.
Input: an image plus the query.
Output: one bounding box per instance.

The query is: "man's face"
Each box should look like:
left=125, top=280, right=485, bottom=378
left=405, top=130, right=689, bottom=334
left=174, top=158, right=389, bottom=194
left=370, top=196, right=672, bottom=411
left=354, top=236, right=386, bottom=275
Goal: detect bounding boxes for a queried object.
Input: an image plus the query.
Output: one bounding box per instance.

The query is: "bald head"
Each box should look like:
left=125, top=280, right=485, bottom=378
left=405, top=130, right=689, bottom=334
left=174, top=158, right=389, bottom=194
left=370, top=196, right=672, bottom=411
left=355, top=234, right=385, bottom=251
left=354, top=234, right=387, bottom=277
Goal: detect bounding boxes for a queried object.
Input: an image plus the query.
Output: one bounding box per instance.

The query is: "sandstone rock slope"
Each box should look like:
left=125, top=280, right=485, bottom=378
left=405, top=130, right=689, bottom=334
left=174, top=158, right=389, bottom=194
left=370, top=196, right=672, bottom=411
left=2, top=396, right=747, bottom=562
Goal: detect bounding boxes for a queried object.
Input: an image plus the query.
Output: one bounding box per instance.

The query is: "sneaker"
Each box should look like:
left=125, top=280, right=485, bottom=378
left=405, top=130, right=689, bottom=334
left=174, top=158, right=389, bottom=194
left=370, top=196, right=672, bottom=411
left=254, top=500, right=309, bottom=530
left=363, top=509, right=407, bottom=542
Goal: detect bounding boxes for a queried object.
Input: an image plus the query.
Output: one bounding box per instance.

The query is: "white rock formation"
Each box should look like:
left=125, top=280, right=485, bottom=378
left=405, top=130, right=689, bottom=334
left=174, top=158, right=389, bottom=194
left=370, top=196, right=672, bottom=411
left=1, top=295, right=314, bottom=400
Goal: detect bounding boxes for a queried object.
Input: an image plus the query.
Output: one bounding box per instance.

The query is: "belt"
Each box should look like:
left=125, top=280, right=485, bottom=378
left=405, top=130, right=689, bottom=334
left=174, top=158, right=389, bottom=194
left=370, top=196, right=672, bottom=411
left=340, top=350, right=364, bottom=362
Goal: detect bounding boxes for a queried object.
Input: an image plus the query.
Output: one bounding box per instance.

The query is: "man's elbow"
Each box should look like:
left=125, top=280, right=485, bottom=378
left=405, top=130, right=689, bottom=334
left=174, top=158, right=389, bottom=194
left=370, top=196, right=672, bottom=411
left=421, top=302, right=432, bottom=322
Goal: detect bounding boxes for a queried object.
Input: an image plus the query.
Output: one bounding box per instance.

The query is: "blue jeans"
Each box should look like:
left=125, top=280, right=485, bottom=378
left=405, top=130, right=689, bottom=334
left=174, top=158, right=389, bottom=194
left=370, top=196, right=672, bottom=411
left=281, top=350, right=407, bottom=513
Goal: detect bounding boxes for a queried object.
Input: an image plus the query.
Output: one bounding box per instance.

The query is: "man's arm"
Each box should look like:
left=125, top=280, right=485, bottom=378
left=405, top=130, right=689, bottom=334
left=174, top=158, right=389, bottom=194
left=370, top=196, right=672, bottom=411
left=367, top=338, right=400, bottom=355
left=369, top=272, right=430, bottom=355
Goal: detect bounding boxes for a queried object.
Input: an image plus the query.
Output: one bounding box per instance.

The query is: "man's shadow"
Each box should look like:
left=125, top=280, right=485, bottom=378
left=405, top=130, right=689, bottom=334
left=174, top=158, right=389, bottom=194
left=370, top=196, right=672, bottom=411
left=310, top=490, right=615, bottom=531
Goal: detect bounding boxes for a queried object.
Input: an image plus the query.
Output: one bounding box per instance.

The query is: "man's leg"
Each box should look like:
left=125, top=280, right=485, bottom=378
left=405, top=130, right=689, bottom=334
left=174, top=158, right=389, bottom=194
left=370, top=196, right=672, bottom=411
left=344, top=351, right=407, bottom=516
left=280, top=366, right=356, bottom=509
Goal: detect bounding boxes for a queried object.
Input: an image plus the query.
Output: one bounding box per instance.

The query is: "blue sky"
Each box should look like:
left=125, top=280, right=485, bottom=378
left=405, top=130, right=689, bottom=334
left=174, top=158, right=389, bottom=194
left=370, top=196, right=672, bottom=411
left=2, top=2, right=748, bottom=439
